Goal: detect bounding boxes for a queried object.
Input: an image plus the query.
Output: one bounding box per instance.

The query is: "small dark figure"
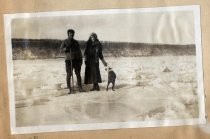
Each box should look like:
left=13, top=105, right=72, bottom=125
left=105, top=66, right=116, bottom=91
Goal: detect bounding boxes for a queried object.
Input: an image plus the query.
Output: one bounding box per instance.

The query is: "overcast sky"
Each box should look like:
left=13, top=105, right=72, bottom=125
left=11, top=11, right=195, bottom=44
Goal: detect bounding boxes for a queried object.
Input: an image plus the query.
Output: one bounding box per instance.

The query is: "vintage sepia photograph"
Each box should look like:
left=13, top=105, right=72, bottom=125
left=4, top=5, right=206, bottom=134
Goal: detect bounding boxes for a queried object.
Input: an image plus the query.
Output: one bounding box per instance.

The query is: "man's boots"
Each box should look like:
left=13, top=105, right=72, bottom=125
left=77, top=78, right=85, bottom=92
left=67, top=76, right=70, bottom=89
left=67, top=76, right=72, bottom=94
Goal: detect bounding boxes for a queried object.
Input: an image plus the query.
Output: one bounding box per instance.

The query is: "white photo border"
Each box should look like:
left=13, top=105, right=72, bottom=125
left=3, top=5, right=206, bottom=134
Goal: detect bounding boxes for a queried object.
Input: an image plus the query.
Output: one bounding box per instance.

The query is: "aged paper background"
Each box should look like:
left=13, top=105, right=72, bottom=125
left=0, top=0, right=210, bottom=139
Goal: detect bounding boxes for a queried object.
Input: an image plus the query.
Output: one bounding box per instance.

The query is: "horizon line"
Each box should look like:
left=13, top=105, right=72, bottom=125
left=11, top=38, right=195, bottom=46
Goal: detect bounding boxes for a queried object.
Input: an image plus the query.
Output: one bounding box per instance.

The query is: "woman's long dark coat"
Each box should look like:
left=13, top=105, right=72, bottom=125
left=84, top=39, right=104, bottom=84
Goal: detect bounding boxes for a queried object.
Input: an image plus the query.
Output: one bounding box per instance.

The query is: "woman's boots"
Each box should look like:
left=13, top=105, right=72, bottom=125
left=90, top=83, right=100, bottom=91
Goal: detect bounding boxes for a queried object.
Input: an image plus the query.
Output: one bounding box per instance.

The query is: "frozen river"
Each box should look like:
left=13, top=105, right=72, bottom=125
left=13, top=56, right=198, bottom=127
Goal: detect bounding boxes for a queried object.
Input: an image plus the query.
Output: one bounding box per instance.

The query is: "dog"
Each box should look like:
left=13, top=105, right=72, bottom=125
left=105, top=66, right=116, bottom=91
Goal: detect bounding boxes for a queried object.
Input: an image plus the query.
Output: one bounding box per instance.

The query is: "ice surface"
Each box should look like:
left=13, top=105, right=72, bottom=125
left=13, top=56, right=199, bottom=127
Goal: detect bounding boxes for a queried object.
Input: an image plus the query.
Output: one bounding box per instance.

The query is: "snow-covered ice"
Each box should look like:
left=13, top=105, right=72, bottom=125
left=13, top=56, right=199, bottom=127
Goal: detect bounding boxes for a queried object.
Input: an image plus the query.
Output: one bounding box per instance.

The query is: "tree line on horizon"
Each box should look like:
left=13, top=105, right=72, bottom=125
left=11, top=38, right=196, bottom=60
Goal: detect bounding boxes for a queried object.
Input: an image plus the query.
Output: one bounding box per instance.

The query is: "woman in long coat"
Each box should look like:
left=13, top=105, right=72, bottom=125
left=84, top=33, right=107, bottom=91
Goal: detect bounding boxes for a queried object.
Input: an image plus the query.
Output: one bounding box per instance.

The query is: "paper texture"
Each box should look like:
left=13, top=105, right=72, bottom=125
left=3, top=5, right=206, bottom=135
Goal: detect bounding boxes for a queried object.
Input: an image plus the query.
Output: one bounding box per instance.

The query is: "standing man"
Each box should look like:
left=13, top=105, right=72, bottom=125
left=60, top=29, right=85, bottom=94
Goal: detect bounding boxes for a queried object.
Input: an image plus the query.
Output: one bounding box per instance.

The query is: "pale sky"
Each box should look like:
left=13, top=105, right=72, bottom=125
left=11, top=11, right=195, bottom=44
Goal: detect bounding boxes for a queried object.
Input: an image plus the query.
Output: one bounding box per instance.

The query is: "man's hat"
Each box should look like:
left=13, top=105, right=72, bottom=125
left=67, top=29, right=75, bottom=36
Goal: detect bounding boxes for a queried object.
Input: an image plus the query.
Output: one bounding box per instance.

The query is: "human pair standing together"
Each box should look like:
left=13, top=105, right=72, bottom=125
left=60, top=29, right=107, bottom=94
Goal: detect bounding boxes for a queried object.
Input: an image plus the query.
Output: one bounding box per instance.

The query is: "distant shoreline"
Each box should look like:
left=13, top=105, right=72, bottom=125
left=11, top=38, right=195, bottom=46
left=11, top=38, right=196, bottom=60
